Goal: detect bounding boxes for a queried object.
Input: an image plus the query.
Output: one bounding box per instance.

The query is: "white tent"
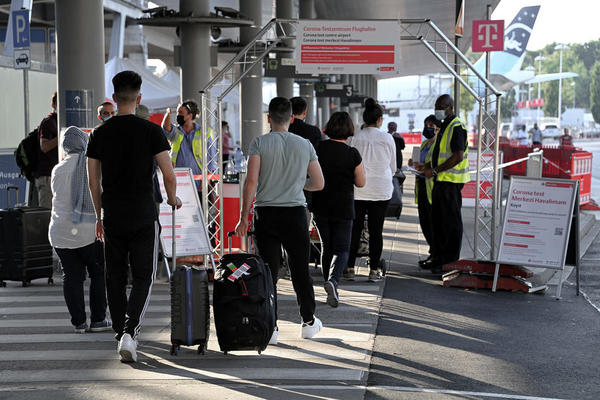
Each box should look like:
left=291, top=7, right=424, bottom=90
left=105, top=57, right=180, bottom=111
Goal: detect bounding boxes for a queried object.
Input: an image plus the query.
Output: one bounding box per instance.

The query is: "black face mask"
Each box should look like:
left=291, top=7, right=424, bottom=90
left=176, top=115, right=186, bottom=126
left=423, top=127, right=435, bottom=139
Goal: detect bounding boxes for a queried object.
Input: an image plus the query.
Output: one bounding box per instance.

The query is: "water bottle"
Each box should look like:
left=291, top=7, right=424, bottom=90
left=233, top=148, right=244, bottom=173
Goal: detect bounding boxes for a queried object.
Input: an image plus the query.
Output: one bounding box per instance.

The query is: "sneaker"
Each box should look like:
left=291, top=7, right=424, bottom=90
left=343, top=267, right=355, bottom=281
left=324, top=280, right=339, bottom=308
left=118, top=333, right=138, bottom=362
left=73, top=322, right=88, bottom=334
left=89, top=319, right=112, bottom=332
left=368, top=270, right=383, bottom=282
left=269, top=327, right=278, bottom=345
left=301, top=316, right=323, bottom=339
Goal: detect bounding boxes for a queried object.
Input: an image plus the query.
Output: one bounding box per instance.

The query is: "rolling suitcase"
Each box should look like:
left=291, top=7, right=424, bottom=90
left=213, top=232, right=276, bottom=355
left=0, top=186, right=54, bottom=287
left=169, top=205, right=210, bottom=356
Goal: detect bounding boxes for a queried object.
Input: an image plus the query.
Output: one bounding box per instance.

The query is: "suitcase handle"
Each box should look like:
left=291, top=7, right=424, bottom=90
left=227, top=231, right=254, bottom=253
left=171, top=205, right=176, bottom=273
left=7, top=186, right=18, bottom=208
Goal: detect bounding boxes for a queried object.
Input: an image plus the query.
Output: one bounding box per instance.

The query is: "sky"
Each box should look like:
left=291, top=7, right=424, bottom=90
left=492, top=0, right=600, bottom=50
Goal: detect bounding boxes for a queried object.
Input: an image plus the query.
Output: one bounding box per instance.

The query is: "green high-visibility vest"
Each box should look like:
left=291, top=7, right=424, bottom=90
left=435, top=117, right=470, bottom=184
left=170, top=127, right=213, bottom=170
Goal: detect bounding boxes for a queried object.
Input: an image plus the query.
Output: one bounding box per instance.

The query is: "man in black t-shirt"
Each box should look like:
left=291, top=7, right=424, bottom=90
left=289, top=97, right=322, bottom=150
left=87, top=71, right=181, bottom=363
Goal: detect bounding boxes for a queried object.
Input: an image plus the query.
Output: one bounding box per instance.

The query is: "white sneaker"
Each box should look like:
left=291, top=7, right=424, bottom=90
left=118, top=333, right=138, bottom=362
left=301, top=316, right=323, bottom=339
left=269, top=327, right=278, bottom=345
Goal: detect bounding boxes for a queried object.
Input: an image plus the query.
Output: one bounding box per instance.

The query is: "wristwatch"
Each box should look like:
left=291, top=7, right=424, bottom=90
left=431, top=168, right=438, bottom=177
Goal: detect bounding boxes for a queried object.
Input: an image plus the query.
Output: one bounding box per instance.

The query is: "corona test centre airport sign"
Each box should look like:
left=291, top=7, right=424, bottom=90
left=296, top=20, right=401, bottom=74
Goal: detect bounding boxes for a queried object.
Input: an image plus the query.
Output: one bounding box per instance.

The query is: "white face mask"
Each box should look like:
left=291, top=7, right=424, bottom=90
left=101, top=115, right=112, bottom=122
left=434, top=109, right=446, bottom=121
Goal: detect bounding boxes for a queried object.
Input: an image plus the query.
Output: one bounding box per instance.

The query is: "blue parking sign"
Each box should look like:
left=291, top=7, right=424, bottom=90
left=12, top=10, right=30, bottom=49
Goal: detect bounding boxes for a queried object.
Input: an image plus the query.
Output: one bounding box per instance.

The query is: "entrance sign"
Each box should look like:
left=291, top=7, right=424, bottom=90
left=157, top=168, right=211, bottom=258
left=296, top=20, right=401, bottom=74
left=472, top=20, right=504, bottom=52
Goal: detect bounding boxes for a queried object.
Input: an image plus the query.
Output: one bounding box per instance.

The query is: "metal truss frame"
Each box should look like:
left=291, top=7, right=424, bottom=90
left=200, top=18, right=501, bottom=261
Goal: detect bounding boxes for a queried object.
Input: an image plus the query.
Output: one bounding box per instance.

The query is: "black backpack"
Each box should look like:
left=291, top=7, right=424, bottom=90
left=14, top=129, right=39, bottom=182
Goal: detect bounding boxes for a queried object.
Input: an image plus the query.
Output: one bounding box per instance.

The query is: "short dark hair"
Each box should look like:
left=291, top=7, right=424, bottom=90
left=290, top=97, right=307, bottom=116
left=221, top=120, right=228, bottom=127
left=325, top=111, right=354, bottom=139
left=112, top=70, right=142, bottom=103
left=268, top=97, right=292, bottom=124
left=362, top=98, right=383, bottom=125
left=181, top=99, right=199, bottom=119
left=51, top=91, right=57, bottom=107
left=424, top=114, right=441, bottom=128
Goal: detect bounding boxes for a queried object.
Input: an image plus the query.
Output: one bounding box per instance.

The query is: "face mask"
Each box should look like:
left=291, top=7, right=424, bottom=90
left=434, top=109, right=446, bottom=121
left=423, top=127, right=435, bottom=139
left=176, top=115, right=186, bottom=126
left=101, top=115, right=112, bottom=123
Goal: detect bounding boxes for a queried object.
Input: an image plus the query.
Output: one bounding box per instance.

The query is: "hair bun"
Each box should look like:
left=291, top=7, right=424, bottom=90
left=364, top=98, right=377, bottom=109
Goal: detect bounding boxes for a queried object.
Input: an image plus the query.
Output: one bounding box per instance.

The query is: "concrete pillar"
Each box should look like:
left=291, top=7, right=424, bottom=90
left=317, top=96, right=329, bottom=128
left=299, top=83, right=315, bottom=125
left=373, top=76, right=378, bottom=100
left=55, top=0, right=105, bottom=130
left=299, top=0, right=316, bottom=124
left=180, top=0, right=211, bottom=101
left=276, top=0, right=294, bottom=99
left=341, top=74, right=350, bottom=112
left=108, top=12, right=125, bottom=60
left=240, top=0, right=263, bottom=153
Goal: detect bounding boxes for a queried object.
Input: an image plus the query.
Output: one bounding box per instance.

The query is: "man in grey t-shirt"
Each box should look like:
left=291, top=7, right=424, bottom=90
left=235, top=97, right=325, bottom=342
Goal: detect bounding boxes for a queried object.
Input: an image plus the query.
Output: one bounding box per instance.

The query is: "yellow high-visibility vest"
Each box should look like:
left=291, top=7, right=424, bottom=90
left=170, top=127, right=213, bottom=170
left=435, top=117, right=469, bottom=184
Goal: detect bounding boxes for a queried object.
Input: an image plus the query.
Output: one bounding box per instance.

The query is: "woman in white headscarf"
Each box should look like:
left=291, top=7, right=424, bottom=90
left=49, top=126, right=111, bottom=333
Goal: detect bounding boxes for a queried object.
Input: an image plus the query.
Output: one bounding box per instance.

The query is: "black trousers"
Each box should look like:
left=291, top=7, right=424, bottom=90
left=347, top=200, right=389, bottom=271
left=431, top=181, right=464, bottom=263
left=254, top=206, right=316, bottom=323
left=55, top=241, right=106, bottom=327
left=103, top=220, right=159, bottom=340
left=416, top=178, right=434, bottom=254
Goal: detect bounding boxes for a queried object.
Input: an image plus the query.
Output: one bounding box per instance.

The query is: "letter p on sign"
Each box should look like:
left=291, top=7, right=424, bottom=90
left=472, top=20, right=504, bottom=53
left=12, top=10, right=30, bottom=49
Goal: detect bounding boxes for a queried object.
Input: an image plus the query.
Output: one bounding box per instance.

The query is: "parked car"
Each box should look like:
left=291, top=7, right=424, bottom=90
left=542, top=124, right=562, bottom=139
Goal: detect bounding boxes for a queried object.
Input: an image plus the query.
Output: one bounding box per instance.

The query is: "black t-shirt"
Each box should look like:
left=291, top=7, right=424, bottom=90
left=392, top=132, right=405, bottom=168
left=310, top=140, right=362, bottom=220
left=86, top=114, right=170, bottom=227
left=36, top=112, right=58, bottom=177
left=431, top=115, right=467, bottom=169
left=289, top=118, right=322, bottom=150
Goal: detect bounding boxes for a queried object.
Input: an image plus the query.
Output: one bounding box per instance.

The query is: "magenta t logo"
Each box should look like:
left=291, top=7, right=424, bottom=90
left=472, top=20, right=505, bottom=53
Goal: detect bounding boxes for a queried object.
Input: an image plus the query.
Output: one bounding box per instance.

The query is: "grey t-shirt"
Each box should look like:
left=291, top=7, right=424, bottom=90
left=248, top=131, right=317, bottom=207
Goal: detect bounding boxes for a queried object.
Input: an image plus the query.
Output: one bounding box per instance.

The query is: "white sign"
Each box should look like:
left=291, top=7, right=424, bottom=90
left=157, top=168, right=211, bottom=258
left=462, top=152, right=496, bottom=207
left=13, top=48, right=30, bottom=69
left=497, top=177, right=578, bottom=269
left=296, top=20, right=401, bottom=74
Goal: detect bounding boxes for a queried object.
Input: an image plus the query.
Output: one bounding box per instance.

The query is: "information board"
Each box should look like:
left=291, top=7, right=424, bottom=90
left=462, top=152, right=496, bottom=207
left=157, top=168, right=211, bottom=258
left=296, top=20, right=401, bottom=74
left=497, top=177, right=578, bottom=270
left=0, top=149, right=28, bottom=208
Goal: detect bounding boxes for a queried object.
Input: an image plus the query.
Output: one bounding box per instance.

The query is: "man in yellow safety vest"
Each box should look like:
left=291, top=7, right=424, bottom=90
left=420, top=94, right=469, bottom=274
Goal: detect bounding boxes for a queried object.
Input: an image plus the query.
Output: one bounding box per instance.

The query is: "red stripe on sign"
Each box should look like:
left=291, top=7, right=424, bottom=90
left=504, top=243, right=528, bottom=248
left=301, top=52, right=394, bottom=64
left=301, top=45, right=395, bottom=51
left=175, top=172, right=188, bottom=177
left=545, top=182, right=573, bottom=188
left=507, top=219, right=530, bottom=224
left=162, top=225, right=182, bottom=229
left=162, top=235, right=181, bottom=239
left=505, top=232, right=535, bottom=238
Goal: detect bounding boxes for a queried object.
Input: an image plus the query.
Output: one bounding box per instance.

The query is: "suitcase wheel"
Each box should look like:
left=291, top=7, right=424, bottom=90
left=0, top=281, right=5, bottom=288
left=257, top=350, right=262, bottom=355
left=48, top=278, right=54, bottom=285
left=223, top=351, right=228, bottom=355
left=380, top=259, right=387, bottom=276
left=170, top=344, right=179, bottom=356
left=22, top=281, right=30, bottom=288
left=197, top=345, right=206, bottom=355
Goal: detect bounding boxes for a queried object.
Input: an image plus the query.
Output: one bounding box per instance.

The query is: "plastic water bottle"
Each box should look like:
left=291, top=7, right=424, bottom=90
left=233, top=148, right=244, bottom=172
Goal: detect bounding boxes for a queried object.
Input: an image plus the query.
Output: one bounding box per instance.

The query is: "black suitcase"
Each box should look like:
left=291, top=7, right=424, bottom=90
left=0, top=186, right=54, bottom=287
left=169, top=205, right=210, bottom=356
left=213, top=232, right=276, bottom=354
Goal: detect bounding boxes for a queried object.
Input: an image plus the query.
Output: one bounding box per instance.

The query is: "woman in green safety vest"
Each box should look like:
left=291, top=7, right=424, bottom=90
left=419, top=94, right=469, bottom=273
left=408, top=115, right=440, bottom=269
left=161, top=99, right=217, bottom=192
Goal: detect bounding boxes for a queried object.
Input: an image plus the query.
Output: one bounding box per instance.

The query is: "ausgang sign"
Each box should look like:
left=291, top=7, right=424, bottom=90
left=296, top=20, right=401, bottom=75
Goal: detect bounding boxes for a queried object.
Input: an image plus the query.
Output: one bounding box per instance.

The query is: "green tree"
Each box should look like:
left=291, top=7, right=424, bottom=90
left=590, top=62, right=600, bottom=123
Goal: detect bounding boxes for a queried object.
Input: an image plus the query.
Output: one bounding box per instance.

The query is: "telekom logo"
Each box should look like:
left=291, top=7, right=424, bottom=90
left=472, top=20, right=504, bottom=53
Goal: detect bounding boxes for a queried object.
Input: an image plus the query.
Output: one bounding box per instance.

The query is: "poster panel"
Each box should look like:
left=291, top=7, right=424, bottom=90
left=497, top=177, right=578, bottom=269
left=157, top=168, right=211, bottom=257
left=462, top=152, right=497, bottom=207
left=296, top=20, right=401, bottom=74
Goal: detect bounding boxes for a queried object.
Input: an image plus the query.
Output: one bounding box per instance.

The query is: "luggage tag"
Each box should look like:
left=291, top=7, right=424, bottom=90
left=227, top=263, right=251, bottom=282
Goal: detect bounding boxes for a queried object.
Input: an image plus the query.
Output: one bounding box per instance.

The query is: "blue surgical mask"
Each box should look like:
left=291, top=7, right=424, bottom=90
left=434, top=109, right=446, bottom=121
left=101, top=115, right=112, bottom=123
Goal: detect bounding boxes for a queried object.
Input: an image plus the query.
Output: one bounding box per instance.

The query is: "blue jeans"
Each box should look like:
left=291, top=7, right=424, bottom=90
left=314, top=214, right=353, bottom=285
left=55, top=241, right=107, bottom=327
